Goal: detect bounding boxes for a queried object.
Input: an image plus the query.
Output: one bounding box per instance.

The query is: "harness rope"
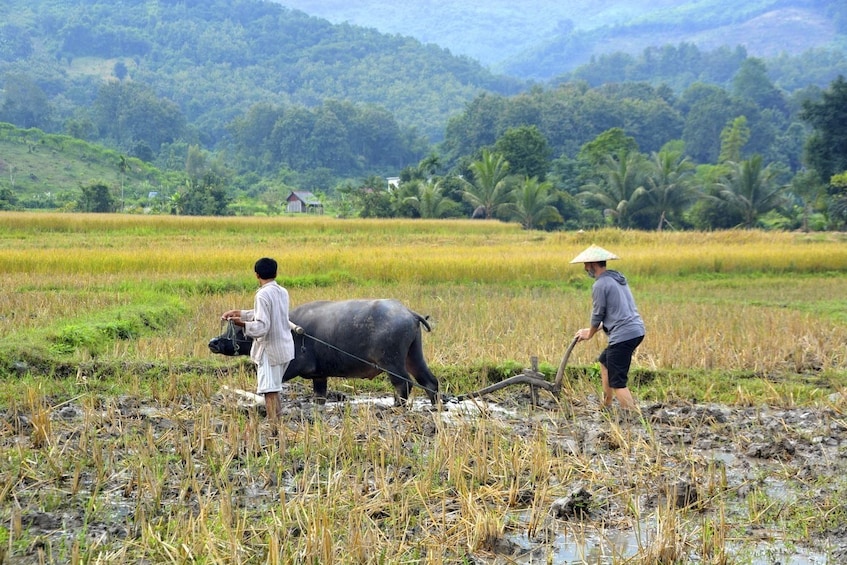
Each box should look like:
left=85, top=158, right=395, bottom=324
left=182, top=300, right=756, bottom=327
left=294, top=328, right=448, bottom=402
left=221, top=321, right=575, bottom=404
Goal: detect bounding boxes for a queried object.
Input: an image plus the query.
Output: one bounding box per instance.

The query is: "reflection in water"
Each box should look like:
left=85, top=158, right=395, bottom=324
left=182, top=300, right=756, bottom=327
left=504, top=518, right=829, bottom=564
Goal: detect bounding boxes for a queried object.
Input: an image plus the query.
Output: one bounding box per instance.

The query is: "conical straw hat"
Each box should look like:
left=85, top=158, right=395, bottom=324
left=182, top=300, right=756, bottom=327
left=569, top=244, right=620, bottom=264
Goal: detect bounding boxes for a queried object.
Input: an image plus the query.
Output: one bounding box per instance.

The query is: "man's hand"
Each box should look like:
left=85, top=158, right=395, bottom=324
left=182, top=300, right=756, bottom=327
left=575, top=327, right=594, bottom=341
left=221, top=310, right=245, bottom=326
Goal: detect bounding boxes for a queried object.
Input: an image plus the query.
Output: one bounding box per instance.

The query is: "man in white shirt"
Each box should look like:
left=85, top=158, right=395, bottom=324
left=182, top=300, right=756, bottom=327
left=222, top=257, right=295, bottom=424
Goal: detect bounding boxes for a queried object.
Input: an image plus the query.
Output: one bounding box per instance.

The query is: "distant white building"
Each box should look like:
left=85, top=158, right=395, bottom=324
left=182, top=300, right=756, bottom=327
left=386, top=177, right=400, bottom=190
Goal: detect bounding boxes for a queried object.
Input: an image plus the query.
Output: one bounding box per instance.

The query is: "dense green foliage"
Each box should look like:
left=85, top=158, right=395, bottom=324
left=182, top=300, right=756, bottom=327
left=559, top=44, right=847, bottom=95
left=0, top=0, right=522, bottom=145
left=434, top=72, right=847, bottom=230
left=1, top=0, right=846, bottom=230
left=800, top=76, right=847, bottom=182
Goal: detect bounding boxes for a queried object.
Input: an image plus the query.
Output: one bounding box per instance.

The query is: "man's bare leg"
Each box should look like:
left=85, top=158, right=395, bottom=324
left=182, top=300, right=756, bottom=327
left=614, top=387, right=637, bottom=411
left=264, top=391, right=280, bottom=424
left=602, top=363, right=637, bottom=412
left=600, top=363, right=615, bottom=407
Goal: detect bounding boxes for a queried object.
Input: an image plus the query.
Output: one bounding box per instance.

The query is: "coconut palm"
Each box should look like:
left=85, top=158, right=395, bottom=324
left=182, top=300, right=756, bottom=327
left=118, top=155, right=128, bottom=212
left=578, top=149, right=646, bottom=228
left=641, top=148, right=696, bottom=230
left=501, top=176, right=562, bottom=230
left=417, top=153, right=442, bottom=179
left=713, top=155, right=786, bottom=228
left=402, top=180, right=458, bottom=219
left=461, top=148, right=512, bottom=219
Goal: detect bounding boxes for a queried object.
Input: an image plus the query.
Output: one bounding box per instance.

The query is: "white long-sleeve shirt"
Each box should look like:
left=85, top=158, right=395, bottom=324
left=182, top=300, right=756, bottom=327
left=241, top=280, right=295, bottom=366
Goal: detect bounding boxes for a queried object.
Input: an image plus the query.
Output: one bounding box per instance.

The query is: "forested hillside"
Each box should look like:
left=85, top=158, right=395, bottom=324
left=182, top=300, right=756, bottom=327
left=0, top=0, right=522, bottom=145
left=1, top=0, right=846, bottom=233
left=278, top=0, right=847, bottom=79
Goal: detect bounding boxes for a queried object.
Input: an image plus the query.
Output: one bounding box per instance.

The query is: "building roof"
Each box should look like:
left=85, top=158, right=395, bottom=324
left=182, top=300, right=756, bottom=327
left=288, top=191, right=322, bottom=206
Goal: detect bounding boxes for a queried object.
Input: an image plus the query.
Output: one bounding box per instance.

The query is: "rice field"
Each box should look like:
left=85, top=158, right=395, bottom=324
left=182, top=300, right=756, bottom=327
left=2, top=212, right=846, bottom=392
left=1, top=212, right=846, bottom=563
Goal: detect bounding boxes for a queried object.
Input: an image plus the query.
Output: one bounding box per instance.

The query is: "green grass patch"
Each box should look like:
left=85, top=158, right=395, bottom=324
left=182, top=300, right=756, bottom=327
left=635, top=368, right=839, bottom=405
left=1, top=293, right=184, bottom=365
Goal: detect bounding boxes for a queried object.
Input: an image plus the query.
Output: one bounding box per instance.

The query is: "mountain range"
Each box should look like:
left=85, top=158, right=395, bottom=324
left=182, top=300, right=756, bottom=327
left=274, top=0, right=847, bottom=78
left=2, top=0, right=845, bottom=147
left=1, top=0, right=847, bottom=200
left=2, top=0, right=847, bottom=224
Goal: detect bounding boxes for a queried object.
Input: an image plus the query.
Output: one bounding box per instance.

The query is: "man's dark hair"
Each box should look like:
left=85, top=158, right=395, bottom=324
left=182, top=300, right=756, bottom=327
left=597, top=261, right=607, bottom=267
left=254, top=257, right=277, bottom=279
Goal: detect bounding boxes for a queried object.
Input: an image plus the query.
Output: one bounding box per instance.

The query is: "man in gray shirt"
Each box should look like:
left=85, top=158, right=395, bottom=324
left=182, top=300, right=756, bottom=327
left=571, top=245, right=645, bottom=413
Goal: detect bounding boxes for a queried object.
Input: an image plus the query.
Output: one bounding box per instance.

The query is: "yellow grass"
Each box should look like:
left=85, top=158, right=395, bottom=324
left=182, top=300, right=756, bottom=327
left=1, top=211, right=846, bottom=396
left=1, top=212, right=846, bottom=563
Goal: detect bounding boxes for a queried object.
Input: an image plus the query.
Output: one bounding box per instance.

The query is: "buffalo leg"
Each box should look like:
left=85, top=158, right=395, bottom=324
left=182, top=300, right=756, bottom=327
left=312, top=378, right=328, bottom=405
left=407, top=357, right=439, bottom=405
left=412, top=370, right=439, bottom=405
left=389, top=373, right=413, bottom=407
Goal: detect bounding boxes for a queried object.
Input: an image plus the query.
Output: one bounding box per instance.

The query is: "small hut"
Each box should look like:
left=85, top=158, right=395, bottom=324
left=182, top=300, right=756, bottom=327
left=286, top=191, right=323, bottom=214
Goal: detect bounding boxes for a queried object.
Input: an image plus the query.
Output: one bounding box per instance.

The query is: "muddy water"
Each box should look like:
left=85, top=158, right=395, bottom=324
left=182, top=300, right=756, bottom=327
left=3, top=385, right=846, bottom=563
left=351, top=394, right=847, bottom=564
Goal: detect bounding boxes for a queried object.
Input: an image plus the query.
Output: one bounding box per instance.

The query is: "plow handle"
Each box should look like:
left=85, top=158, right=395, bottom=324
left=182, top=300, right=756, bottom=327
left=552, top=335, right=580, bottom=393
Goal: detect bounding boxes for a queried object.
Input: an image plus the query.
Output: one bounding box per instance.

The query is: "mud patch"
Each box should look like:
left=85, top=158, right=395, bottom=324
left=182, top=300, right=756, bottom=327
left=2, top=383, right=846, bottom=563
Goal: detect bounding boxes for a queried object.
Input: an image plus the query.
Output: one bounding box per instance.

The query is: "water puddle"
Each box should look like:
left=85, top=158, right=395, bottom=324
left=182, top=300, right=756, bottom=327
left=508, top=525, right=641, bottom=563
left=502, top=519, right=831, bottom=564
left=346, top=395, right=518, bottom=423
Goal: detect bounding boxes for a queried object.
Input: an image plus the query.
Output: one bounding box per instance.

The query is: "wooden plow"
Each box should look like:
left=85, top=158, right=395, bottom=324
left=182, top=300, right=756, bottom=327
left=454, top=336, right=580, bottom=405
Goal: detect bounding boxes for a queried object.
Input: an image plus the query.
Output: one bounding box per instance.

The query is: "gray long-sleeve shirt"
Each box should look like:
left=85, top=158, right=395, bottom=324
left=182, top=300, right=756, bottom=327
left=590, top=270, right=645, bottom=345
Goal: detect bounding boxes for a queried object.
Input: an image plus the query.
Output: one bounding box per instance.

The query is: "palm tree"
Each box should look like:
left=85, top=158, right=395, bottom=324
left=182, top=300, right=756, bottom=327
left=641, top=148, right=695, bottom=230
left=169, top=191, right=185, bottom=215
left=502, top=177, right=562, bottom=230
left=461, top=148, right=512, bottom=219
left=403, top=180, right=457, bottom=218
left=714, top=155, right=786, bottom=228
left=828, top=172, right=847, bottom=230
left=417, top=153, right=441, bottom=179
left=788, top=170, right=824, bottom=233
left=578, top=149, right=646, bottom=228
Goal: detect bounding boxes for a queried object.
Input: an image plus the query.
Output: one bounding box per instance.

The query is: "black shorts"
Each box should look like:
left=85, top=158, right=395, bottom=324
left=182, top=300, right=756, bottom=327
left=598, top=335, right=644, bottom=389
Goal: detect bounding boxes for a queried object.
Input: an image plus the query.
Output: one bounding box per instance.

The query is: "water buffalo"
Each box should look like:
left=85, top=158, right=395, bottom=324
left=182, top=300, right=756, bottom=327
left=209, top=299, right=440, bottom=406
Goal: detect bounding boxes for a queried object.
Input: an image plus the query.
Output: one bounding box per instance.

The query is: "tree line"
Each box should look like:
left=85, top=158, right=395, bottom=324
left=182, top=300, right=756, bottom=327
left=336, top=74, right=847, bottom=231
left=1, top=0, right=846, bottom=229
left=2, top=71, right=846, bottom=231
